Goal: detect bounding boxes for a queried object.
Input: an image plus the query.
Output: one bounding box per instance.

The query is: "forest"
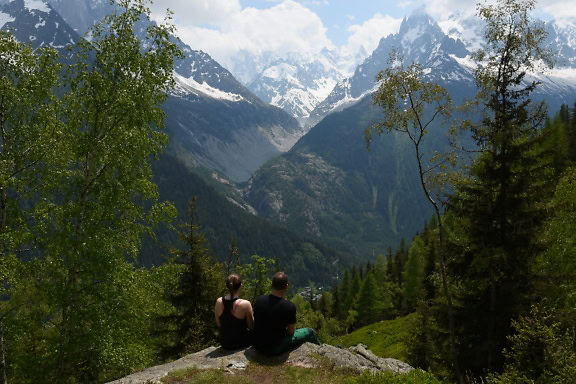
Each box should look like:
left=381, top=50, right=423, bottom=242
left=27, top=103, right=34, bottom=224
left=0, top=0, right=575, bottom=383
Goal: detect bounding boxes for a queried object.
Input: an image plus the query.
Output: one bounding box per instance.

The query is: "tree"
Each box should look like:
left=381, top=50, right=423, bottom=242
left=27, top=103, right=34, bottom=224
left=535, top=167, right=576, bottom=311
left=0, top=31, right=62, bottom=384
left=366, top=51, right=460, bottom=379
left=402, top=237, right=428, bottom=312
left=338, top=269, right=352, bottom=319
left=541, top=114, right=570, bottom=176
left=160, top=198, right=222, bottom=359
left=356, top=273, right=390, bottom=326
left=237, top=255, right=276, bottom=303
left=487, top=304, right=576, bottom=384
left=448, top=0, right=553, bottom=375
left=1, top=1, right=184, bottom=382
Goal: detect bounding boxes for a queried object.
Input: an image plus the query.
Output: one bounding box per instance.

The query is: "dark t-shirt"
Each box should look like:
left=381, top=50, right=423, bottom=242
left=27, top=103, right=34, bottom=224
left=253, top=294, right=296, bottom=350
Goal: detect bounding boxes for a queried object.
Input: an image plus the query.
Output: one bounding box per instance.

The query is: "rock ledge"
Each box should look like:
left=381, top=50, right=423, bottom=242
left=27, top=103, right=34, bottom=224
left=107, top=343, right=413, bottom=384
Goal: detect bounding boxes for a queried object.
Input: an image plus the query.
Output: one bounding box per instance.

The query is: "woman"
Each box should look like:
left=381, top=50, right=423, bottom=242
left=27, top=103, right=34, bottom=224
left=214, top=274, right=254, bottom=350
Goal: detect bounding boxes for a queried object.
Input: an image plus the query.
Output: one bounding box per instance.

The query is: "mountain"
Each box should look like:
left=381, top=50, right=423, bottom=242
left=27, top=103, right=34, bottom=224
left=1, top=0, right=349, bottom=287
left=309, top=12, right=576, bottom=127
left=243, top=11, right=576, bottom=256
left=144, top=153, right=346, bottom=286
left=308, top=12, right=472, bottom=127
left=0, top=0, right=78, bottom=51
left=441, top=12, right=576, bottom=70
left=544, top=18, right=576, bottom=68
left=247, top=47, right=367, bottom=124
left=40, top=0, right=302, bottom=182
left=243, top=95, right=434, bottom=258
left=165, top=45, right=302, bottom=182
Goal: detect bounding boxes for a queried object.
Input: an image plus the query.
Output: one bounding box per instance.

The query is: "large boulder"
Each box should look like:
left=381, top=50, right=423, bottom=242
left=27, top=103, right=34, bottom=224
left=107, top=343, right=413, bottom=383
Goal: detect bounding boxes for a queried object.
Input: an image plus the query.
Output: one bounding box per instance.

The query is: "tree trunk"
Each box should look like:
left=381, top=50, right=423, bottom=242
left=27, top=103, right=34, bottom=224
left=0, top=320, right=8, bottom=384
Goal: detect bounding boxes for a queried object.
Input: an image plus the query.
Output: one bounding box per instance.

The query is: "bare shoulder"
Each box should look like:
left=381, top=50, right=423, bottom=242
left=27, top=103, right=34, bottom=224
left=215, top=297, right=223, bottom=305
left=237, top=299, right=253, bottom=309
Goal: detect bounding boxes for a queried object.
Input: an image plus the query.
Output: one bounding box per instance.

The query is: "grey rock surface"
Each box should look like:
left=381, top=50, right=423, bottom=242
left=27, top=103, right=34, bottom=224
left=107, top=343, right=413, bottom=383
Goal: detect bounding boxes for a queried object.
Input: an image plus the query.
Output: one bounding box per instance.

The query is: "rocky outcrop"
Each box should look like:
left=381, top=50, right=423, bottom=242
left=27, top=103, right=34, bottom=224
left=107, top=343, right=413, bottom=384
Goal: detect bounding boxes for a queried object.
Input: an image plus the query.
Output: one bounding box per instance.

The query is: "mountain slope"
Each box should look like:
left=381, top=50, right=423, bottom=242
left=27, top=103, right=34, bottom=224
left=244, top=95, right=435, bottom=257
left=165, top=45, right=302, bottom=182
left=144, top=154, right=346, bottom=286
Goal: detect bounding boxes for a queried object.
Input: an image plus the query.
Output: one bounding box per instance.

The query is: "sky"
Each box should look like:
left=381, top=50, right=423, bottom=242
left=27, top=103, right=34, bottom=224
left=148, top=0, right=575, bottom=69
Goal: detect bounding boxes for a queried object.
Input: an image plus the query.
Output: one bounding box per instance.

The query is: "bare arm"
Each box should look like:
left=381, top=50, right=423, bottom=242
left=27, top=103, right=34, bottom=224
left=214, top=298, right=222, bottom=328
left=245, top=302, right=254, bottom=330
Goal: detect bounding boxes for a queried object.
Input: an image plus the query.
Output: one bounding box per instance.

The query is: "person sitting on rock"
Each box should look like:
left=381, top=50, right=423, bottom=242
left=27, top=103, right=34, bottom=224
left=252, top=271, right=321, bottom=355
left=214, top=274, right=254, bottom=350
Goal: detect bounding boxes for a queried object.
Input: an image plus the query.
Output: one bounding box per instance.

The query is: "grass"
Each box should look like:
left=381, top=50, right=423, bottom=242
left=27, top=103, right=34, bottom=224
left=162, top=363, right=357, bottom=384
left=162, top=364, right=442, bottom=384
left=162, top=364, right=443, bottom=384
left=329, top=313, right=416, bottom=362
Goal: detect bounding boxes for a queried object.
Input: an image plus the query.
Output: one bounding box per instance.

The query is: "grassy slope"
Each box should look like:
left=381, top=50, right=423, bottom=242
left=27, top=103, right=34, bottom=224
left=164, top=364, right=441, bottom=384
left=331, top=314, right=416, bottom=362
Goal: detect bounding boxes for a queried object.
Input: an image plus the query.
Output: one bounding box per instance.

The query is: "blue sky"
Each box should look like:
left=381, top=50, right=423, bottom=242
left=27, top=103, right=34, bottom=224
left=241, top=0, right=412, bottom=47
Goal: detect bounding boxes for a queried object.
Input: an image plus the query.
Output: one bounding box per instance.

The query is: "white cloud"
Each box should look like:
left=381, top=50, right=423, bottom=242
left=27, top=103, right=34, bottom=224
left=149, top=0, right=241, bottom=26
left=344, top=13, right=402, bottom=55
left=167, top=1, right=333, bottom=70
left=415, top=0, right=576, bottom=22
left=540, top=1, right=576, bottom=20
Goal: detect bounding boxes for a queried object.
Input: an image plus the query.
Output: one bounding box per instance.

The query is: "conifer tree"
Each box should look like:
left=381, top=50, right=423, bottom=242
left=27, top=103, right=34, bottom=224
left=356, top=273, right=381, bottom=326
left=448, top=0, right=553, bottom=374
left=349, top=269, right=362, bottom=311
left=338, top=269, right=352, bottom=319
left=161, top=197, right=222, bottom=358
left=569, top=102, right=576, bottom=161
left=402, top=237, right=427, bottom=312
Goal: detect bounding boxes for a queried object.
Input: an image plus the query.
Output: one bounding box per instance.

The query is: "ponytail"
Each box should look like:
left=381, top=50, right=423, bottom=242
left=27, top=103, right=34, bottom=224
left=225, top=274, right=242, bottom=299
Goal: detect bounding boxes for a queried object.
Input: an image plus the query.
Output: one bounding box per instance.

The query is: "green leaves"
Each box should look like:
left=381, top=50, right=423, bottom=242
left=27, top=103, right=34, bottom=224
left=1, top=1, right=185, bottom=382
left=368, top=58, right=452, bottom=151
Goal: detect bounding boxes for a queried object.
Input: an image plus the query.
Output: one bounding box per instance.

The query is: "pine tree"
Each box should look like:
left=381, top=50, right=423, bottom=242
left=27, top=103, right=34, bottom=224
left=402, top=237, right=427, bottom=312
left=161, top=197, right=222, bottom=358
left=541, top=114, right=570, bottom=176
left=447, top=0, right=554, bottom=375
left=338, top=269, right=352, bottom=319
left=356, top=273, right=381, bottom=326
left=569, top=102, right=576, bottom=161
left=349, top=269, right=362, bottom=312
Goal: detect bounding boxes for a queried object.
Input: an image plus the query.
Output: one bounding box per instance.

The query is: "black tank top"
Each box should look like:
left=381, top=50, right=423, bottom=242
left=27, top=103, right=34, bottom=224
left=219, top=296, right=251, bottom=350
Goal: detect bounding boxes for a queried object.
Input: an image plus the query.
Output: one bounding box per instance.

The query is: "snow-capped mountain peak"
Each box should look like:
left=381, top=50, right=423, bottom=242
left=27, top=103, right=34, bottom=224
left=247, top=47, right=367, bottom=122
left=308, top=10, right=473, bottom=126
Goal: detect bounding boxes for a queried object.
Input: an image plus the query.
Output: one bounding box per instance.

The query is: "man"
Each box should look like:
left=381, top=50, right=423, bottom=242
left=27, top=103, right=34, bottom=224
left=252, top=272, right=321, bottom=355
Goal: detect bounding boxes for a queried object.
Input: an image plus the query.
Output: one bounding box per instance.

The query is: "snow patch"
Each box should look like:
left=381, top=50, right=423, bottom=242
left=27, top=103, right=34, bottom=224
left=173, top=72, right=244, bottom=102
left=402, top=24, right=423, bottom=45
left=35, top=19, right=46, bottom=28
left=262, top=63, right=297, bottom=80
left=0, top=11, right=15, bottom=29
left=24, top=0, right=50, bottom=13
